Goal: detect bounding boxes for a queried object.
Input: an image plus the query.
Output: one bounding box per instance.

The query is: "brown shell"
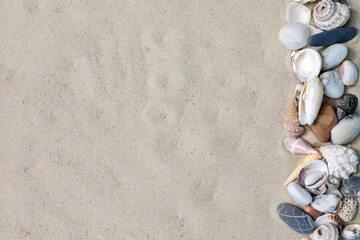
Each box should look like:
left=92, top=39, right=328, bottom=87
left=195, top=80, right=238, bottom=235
left=303, top=205, right=324, bottom=220
left=338, top=198, right=358, bottom=222
left=284, top=101, right=305, bottom=137
left=309, top=103, right=338, bottom=142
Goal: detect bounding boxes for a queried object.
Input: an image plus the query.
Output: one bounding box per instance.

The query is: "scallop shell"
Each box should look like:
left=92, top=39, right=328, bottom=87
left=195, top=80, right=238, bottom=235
left=287, top=3, right=311, bottom=25
left=331, top=115, right=360, bottom=145
left=298, top=160, right=328, bottom=195
left=284, top=153, right=323, bottom=185
left=340, top=60, right=359, bottom=86
left=299, top=77, right=324, bottom=126
left=279, top=23, right=310, bottom=50
left=321, top=44, right=348, bottom=71
left=314, top=214, right=342, bottom=231
left=310, top=223, right=339, bottom=240
left=342, top=224, right=360, bottom=240
left=313, top=0, right=350, bottom=31
left=292, top=49, right=322, bottom=83
left=320, top=145, right=358, bottom=179
left=288, top=182, right=313, bottom=206
left=283, top=137, right=318, bottom=155
left=304, top=205, right=324, bottom=220
left=284, top=101, right=305, bottom=137
left=311, top=194, right=341, bottom=213
left=320, top=71, right=344, bottom=99
left=338, top=198, right=358, bottom=222
left=327, top=176, right=341, bottom=190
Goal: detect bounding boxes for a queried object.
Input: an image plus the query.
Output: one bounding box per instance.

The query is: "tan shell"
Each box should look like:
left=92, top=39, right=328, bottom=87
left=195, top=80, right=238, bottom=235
left=310, top=223, right=339, bottom=240
left=284, top=101, right=305, bottom=137
left=313, top=0, right=350, bottom=31
left=338, top=198, right=358, bottom=222
left=303, top=205, right=324, bottom=220
left=284, top=153, right=323, bottom=185
left=309, top=103, right=338, bottom=142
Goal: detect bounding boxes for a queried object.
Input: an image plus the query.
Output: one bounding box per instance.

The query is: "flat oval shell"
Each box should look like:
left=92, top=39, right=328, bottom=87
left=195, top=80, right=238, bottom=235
left=309, top=103, right=338, bottom=142
left=340, top=60, right=359, bottom=86
left=321, top=44, right=348, bottom=71
left=331, top=114, right=360, bottom=145
left=320, top=71, right=344, bottom=99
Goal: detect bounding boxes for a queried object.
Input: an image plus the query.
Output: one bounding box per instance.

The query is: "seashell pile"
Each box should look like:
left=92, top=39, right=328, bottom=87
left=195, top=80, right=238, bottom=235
left=278, top=1, right=360, bottom=238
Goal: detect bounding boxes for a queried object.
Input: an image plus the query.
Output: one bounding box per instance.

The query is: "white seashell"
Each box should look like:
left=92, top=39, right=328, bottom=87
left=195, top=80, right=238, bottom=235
left=311, top=194, right=341, bottom=213
left=308, top=25, right=324, bottom=51
left=314, top=214, right=342, bottom=230
left=287, top=182, right=313, bottom=206
left=283, top=137, right=318, bottom=155
left=321, top=44, right=348, bottom=71
left=313, top=0, right=350, bottom=31
left=342, top=224, right=360, bottom=240
left=320, top=71, right=344, bottom=99
left=310, top=223, right=339, bottom=240
left=294, top=0, right=316, bottom=4
left=287, top=3, right=311, bottom=25
left=320, top=145, right=358, bottom=179
left=340, top=60, right=359, bottom=86
left=326, top=176, right=341, bottom=190
left=294, top=83, right=304, bottom=105
left=298, top=160, right=328, bottom=195
left=331, top=115, right=360, bottom=145
left=299, top=77, right=324, bottom=126
left=279, top=23, right=311, bottom=50
left=292, top=49, right=322, bottom=83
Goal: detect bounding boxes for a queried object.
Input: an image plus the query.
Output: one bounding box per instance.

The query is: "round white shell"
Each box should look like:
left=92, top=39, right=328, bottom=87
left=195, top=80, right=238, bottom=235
left=321, top=44, right=348, bottom=71
left=320, top=71, right=344, bottom=99
left=279, top=23, right=310, bottom=50
left=340, top=60, right=359, bottom=86
left=342, top=224, right=360, bottom=240
left=286, top=3, right=311, bottom=25
left=298, top=77, right=324, bottom=126
left=311, top=194, right=341, bottom=213
left=331, top=115, right=360, bottom=145
left=320, top=145, right=358, bottom=179
left=292, top=49, right=322, bottom=83
left=313, top=0, right=350, bottom=31
left=310, top=223, right=339, bottom=240
left=287, top=182, right=312, bottom=206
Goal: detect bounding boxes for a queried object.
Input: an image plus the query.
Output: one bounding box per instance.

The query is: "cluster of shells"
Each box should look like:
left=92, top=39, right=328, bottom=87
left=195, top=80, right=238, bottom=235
left=278, top=0, right=360, bottom=239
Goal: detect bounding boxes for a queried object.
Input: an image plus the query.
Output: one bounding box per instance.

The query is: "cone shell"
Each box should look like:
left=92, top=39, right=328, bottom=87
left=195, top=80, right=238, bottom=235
left=313, top=0, right=350, bottom=31
left=314, top=213, right=342, bottom=231
left=309, top=103, right=338, bottom=142
left=310, top=223, right=339, bottom=240
left=298, top=160, right=328, bottom=195
left=283, top=137, right=318, bottom=155
left=284, top=101, right=305, bottom=137
left=331, top=114, right=360, bottom=145
left=338, top=198, right=358, bottom=222
left=340, top=60, right=359, bottom=86
left=303, top=205, right=324, bottom=220
left=284, top=153, right=323, bottom=185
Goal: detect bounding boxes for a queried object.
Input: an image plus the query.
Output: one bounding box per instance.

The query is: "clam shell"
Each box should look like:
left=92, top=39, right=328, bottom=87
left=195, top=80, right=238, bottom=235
left=321, top=44, right=348, bottom=71
left=298, top=160, right=328, bottom=195
left=287, top=3, right=311, bottom=25
left=337, top=94, right=358, bottom=121
left=320, top=71, right=344, bottom=99
left=342, top=224, right=360, bottom=240
left=340, top=60, right=359, bottom=86
left=331, top=115, right=360, bottom=145
left=288, top=182, right=313, bottom=206
left=313, top=0, right=350, bottom=31
left=284, top=101, right=305, bottom=137
left=338, top=198, right=358, bottom=222
left=284, top=153, right=323, bottom=185
left=303, top=205, right=324, bottom=220
left=320, top=145, right=358, bottom=179
left=341, top=176, right=360, bottom=198
left=292, top=49, right=322, bottom=83
left=314, top=214, right=342, bottom=231
left=310, top=223, right=339, bottom=240
left=327, top=176, right=341, bottom=190
left=311, top=194, right=341, bottom=213
left=299, top=77, right=324, bottom=126
left=283, top=137, right=318, bottom=155
left=279, top=23, right=310, bottom=50
left=309, top=103, right=338, bottom=142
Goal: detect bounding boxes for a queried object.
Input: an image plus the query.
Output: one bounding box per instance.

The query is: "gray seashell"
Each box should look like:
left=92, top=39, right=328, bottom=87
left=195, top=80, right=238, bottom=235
left=341, top=176, right=360, bottom=198
left=327, top=176, right=341, bottom=190
left=320, top=71, right=344, bottom=99
left=278, top=203, right=315, bottom=235
left=340, top=60, right=359, bottom=86
left=310, top=223, right=339, bottom=240
left=342, top=224, right=360, bottom=240
left=279, top=23, right=311, bottom=50
left=288, top=182, right=313, bottom=206
left=337, top=94, right=358, bottom=121
left=338, top=198, right=358, bottom=222
left=321, top=44, right=348, bottom=71
left=331, top=114, right=360, bottom=145
left=314, top=213, right=342, bottom=231
left=311, top=194, right=341, bottom=213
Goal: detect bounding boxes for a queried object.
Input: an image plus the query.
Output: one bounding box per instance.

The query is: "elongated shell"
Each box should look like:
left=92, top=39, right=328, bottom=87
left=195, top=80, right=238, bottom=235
left=340, top=60, right=359, bottom=86
left=298, top=160, right=328, bottom=195
left=287, top=3, right=311, bottom=25
left=311, top=194, right=341, bottom=213
left=310, top=223, right=339, bottom=240
left=284, top=153, right=323, bottom=185
left=320, top=145, right=358, bottom=179
left=288, top=182, right=313, bottom=206
left=283, top=137, right=318, bottom=155
left=342, top=224, right=360, bottom=240
left=299, top=77, right=324, bottom=126
left=331, top=115, right=360, bottom=145
left=292, top=49, right=322, bottom=83
left=284, top=101, right=305, bottom=137
left=313, top=0, right=350, bottom=31
left=314, top=214, right=342, bottom=231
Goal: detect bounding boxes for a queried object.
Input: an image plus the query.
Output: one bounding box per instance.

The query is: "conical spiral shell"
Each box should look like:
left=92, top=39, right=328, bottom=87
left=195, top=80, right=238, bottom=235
left=310, top=223, right=339, bottom=240
left=313, top=0, right=350, bottom=31
left=284, top=101, right=305, bottom=137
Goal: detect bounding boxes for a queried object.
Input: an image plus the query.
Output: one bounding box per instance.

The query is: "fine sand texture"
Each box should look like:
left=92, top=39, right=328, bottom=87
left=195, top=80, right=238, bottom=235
left=0, top=0, right=359, bottom=239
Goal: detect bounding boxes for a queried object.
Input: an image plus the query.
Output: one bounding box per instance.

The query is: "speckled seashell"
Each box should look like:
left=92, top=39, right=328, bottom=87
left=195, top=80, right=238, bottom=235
left=311, top=194, right=341, bottom=213
left=338, top=198, right=358, bottom=222
left=337, top=94, right=358, bottom=121
left=327, top=176, right=341, bottom=190
left=331, top=115, right=360, bottom=145
left=304, top=205, right=324, bottom=220
left=310, top=223, right=339, bottom=240
left=314, top=214, right=342, bottom=231
left=320, top=145, right=358, bottom=179
left=284, top=137, right=318, bottom=155
left=340, top=60, right=359, bottom=86
left=342, top=224, right=360, bottom=240
left=313, top=0, right=350, bottom=31
left=285, top=153, right=323, bottom=185
left=284, top=101, right=305, bottom=137
left=298, top=160, right=328, bottom=195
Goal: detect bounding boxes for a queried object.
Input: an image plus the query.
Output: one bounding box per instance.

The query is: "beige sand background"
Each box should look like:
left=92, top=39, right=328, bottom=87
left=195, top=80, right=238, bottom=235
left=0, top=0, right=359, bottom=239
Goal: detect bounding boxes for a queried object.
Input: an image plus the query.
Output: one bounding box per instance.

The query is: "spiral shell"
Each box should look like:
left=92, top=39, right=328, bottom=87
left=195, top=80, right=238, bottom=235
left=310, top=223, right=339, bottom=240
left=284, top=101, right=305, bottom=137
left=313, top=0, right=350, bottom=31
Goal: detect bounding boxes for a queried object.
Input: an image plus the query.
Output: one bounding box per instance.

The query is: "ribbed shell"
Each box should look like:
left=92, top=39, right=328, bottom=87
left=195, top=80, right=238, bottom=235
left=284, top=101, right=305, bottom=137
left=313, top=0, right=350, bottom=31
left=340, top=60, right=359, bottom=86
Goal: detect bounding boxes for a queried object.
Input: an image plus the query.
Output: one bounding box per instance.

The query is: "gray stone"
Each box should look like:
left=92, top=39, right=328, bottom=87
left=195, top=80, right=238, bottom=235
left=341, top=176, right=360, bottom=198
